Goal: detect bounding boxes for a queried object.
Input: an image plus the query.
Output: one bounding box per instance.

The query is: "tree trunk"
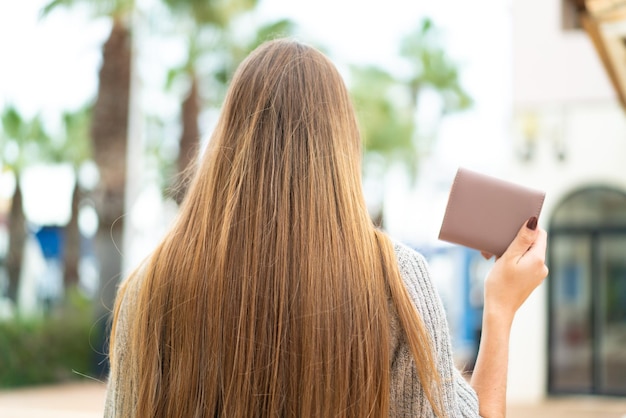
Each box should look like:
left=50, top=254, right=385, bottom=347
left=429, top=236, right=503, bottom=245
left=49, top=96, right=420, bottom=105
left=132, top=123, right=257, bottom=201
left=90, top=18, right=132, bottom=378
left=174, top=73, right=201, bottom=205
left=91, top=19, right=131, bottom=231
left=63, top=180, right=81, bottom=290
left=5, top=181, right=26, bottom=304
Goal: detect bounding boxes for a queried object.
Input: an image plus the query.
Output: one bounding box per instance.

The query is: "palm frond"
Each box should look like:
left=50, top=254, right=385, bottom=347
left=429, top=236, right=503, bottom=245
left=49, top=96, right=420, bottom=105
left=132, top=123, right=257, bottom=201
left=41, top=0, right=135, bottom=20
left=1, top=106, right=25, bottom=140
left=40, top=0, right=76, bottom=18
left=252, top=18, right=297, bottom=48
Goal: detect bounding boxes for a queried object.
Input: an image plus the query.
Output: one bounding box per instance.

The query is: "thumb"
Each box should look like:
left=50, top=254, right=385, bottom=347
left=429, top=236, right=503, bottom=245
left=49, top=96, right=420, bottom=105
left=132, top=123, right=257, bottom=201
left=504, top=216, right=539, bottom=258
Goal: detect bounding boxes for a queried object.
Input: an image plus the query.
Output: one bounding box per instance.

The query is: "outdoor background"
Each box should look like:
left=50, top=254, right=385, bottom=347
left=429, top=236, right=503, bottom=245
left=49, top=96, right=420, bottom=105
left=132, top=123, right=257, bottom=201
left=1, top=0, right=626, bottom=417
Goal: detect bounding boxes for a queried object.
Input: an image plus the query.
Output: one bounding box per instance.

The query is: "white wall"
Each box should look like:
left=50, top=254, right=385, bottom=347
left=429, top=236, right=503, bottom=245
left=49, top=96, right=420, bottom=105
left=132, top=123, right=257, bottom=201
left=506, top=102, right=626, bottom=403
left=513, top=0, right=615, bottom=106
left=507, top=0, right=626, bottom=403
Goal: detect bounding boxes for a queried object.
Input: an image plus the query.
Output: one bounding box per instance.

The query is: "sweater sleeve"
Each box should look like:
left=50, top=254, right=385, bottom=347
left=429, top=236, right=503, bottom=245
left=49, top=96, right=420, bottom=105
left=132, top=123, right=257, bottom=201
left=390, top=242, right=480, bottom=417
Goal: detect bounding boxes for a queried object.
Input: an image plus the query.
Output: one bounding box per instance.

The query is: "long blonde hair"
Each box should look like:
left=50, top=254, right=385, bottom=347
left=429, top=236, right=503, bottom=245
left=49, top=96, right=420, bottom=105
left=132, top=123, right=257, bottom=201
left=109, top=38, right=443, bottom=417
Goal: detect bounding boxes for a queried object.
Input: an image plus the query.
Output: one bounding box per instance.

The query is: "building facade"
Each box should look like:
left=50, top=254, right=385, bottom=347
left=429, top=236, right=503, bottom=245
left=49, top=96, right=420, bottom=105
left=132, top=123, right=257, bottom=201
left=507, top=0, right=626, bottom=402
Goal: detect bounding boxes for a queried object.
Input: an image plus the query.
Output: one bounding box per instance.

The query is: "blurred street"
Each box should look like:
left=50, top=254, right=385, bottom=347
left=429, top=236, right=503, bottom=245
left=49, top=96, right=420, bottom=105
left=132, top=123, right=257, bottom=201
left=508, top=396, right=626, bottom=418
left=0, top=381, right=626, bottom=417
left=0, top=381, right=106, bottom=418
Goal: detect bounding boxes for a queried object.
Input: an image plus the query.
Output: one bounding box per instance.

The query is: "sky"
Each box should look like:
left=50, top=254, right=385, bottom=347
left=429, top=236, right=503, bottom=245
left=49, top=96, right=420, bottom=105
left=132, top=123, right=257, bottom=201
left=0, top=1, right=107, bottom=122
left=0, top=0, right=514, bottom=244
left=0, top=0, right=512, bottom=129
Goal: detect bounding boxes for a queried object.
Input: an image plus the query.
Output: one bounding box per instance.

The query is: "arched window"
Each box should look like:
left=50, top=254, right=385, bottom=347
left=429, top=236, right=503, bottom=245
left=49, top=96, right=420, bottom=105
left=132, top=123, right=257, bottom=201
left=552, top=187, right=626, bottom=228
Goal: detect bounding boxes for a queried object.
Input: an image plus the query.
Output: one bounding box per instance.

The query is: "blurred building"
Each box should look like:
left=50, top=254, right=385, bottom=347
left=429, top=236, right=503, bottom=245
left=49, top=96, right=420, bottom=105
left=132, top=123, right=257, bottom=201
left=384, top=0, right=626, bottom=405
left=507, top=0, right=626, bottom=403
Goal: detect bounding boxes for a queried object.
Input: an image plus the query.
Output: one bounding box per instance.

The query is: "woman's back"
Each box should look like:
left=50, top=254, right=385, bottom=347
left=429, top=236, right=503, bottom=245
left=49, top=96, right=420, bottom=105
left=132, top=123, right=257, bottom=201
left=105, top=38, right=551, bottom=418
left=106, top=239, right=484, bottom=417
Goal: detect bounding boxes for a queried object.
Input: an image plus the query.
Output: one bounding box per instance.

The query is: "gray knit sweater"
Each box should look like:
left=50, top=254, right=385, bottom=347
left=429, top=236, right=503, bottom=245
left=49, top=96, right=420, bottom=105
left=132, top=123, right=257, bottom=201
left=105, top=242, right=480, bottom=417
left=389, top=242, right=480, bottom=417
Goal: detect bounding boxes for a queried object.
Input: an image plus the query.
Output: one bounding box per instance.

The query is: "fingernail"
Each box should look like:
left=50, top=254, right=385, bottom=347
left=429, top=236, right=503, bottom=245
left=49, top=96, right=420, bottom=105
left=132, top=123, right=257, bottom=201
left=526, top=216, right=538, bottom=231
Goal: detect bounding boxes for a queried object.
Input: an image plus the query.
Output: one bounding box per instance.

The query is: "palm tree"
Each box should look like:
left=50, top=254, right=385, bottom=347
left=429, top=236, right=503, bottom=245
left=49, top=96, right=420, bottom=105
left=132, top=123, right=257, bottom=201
left=1, top=106, right=52, bottom=304
left=53, top=107, right=93, bottom=291
left=164, top=30, right=206, bottom=204
left=351, top=18, right=472, bottom=226
left=400, top=18, right=472, bottom=153
left=23, top=105, right=93, bottom=294
left=160, top=0, right=259, bottom=203
left=351, top=66, right=417, bottom=176
left=1, top=103, right=92, bottom=306
left=42, top=0, right=133, bottom=377
left=161, top=1, right=296, bottom=205
left=350, top=66, right=416, bottom=226
left=43, top=0, right=133, bottom=305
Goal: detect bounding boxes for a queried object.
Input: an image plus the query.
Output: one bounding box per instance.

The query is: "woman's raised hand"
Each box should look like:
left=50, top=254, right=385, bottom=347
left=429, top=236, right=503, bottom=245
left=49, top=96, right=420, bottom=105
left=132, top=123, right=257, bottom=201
left=470, top=217, right=549, bottom=418
left=483, top=216, right=549, bottom=320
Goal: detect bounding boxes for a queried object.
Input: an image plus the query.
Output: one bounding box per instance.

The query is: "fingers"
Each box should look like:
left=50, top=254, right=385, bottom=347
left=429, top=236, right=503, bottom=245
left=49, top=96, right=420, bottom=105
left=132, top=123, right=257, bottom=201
left=482, top=219, right=549, bottom=319
left=504, top=217, right=540, bottom=259
left=524, top=228, right=549, bottom=279
left=526, top=228, right=547, bottom=262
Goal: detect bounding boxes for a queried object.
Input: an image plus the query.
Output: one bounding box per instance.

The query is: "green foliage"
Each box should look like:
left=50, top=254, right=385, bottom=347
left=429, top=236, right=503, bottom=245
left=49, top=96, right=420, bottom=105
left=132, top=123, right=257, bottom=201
left=143, top=114, right=178, bottom=192
left=162, top=0, right=257, bottom=26
left=54, top=106, right=93, bottom=167
left=252, top=18, right=296, bottom=47
left=213, top=18, right=298, bottom=89
left=156, top=1, right=295, bottom=100
left=0, top=289, right=100, bottom=388
left=350, top=17, right=472, bottom=184
left=41, top=0, right=135, bottom=20
left=163, top=1, right=292, bottom=99
left=0, top=105, right=92, bottom=172
left=351, top=66, right=417, bottom=178
left=1, top=105, right=52, bottom=173
left=400, top=18, right=473, bottom=113
left=160, top=5, right=298, bottom=199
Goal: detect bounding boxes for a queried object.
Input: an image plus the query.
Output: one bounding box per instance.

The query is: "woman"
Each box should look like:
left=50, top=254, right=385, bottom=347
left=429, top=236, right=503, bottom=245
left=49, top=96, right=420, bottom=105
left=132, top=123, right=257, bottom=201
left=105, top=39, right=548, bottom=417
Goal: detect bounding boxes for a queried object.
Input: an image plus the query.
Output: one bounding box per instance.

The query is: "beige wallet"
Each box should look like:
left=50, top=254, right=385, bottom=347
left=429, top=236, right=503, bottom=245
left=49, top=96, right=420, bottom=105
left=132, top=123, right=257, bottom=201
left=438, top=167, right=545, bottom=257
